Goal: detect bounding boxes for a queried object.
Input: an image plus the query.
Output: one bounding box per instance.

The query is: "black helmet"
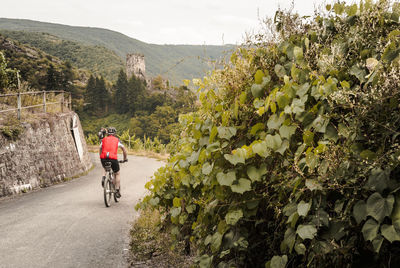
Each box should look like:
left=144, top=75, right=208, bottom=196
left=107, top=127, right=116, bottom=135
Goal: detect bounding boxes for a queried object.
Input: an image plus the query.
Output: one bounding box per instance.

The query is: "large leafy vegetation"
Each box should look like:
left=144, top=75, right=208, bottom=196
left=139, top=1, right=400, bottom=267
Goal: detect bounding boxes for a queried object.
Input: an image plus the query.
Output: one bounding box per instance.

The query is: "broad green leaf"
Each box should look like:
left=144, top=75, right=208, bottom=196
left=297, top=201, right=311, bottom=217
left=255, top=70, right=264, bottom=84
left=279, top=125, right=297, bottom=140
left=365, top=168, right=390, bottom=194
left=346, top=4, right=358, bottom=16
left=217, top=171, right=236, bottom=186
left=324, top=124, right=339, bottom=142
left=230, top=178, right=252, bottom=194
left=247, top=164, right=267, bottom=182
left=305, top=179, right=323, bottom=191
left=326, top=4, right=331, bottom=11
left=250, top=123, right=265, bottom=136
left=362, top=218, right=379, bottom=241
left=171, top=207, right=181, bottom=217
left=297, top=224, right=317, bottom=240
left=173, top=197, right=181, bottom=207
left=340, top=80, right=350, bottom=89
left=149, top=197, right=160, bottom=206
left=381, top=224, right=400, bottom=243
left=353, top=200, right=367, bottom=224
left=314, top=143, right=327, bottom=154
left=202, top=162, right=213, bottom=175
left=283, top=228, right=296, bottom=252
left=349, top=64, right=367, bottom=83
left=239, top=91, right=247, bottom=104
left=276, top=93, right=291, bottom=109
left=312, top=115, right=329, bottom=133
left=217, top=126, right=237, bottom=140
left=296, top=83, right=309, bottom=98
left=275, top=64, right=286, bottom=78
left=267, top=114, right=285, bottom=130
left=224, top=148, right=246, bottom=165
left=294, top=243, right=306, bottom=255
left=293, top=46, right=303, bottom=61
left=251, top=141, right=271, bottom=157
left=303, top=130, right=314, bottom=146
left=306, top=151, right=318, bottom=170
left=382, top=43, right=400, bottom=63
left=333, top=2, right=344, bottom=14
left=391, top=194, right=400, bottom=229
left=251, top=84, right=264, bottom=98
left=207, top=141, right=220, bottom=152
left=265, top=134, right=283, bottom=151
left=270, top=255, right=288, bottom=268
left=198, top=254, right=213, bottom=268
left=276, top=139, right=289, bottom=155
left=209, top=126, right=218, bottom=143
left=225, top=209, right=243, bottom=225
left=360, top=150, right=377, bottom=161
left=186, top=204, right=196, bottom=214
left=211, top=232, right=223, bottom=252
left=372, top=235, right=384, bottom=253
left=366, top=193, right=394, bottom=223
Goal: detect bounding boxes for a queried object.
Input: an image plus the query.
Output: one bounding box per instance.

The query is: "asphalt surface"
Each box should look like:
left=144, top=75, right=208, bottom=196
left=0, top=153, right=164, bottom=268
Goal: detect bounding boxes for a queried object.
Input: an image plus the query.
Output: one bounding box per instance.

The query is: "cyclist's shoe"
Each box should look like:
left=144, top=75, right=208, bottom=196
left=101, top=176, right=106, bottom=187
left=115, top=189, right=121, bottom=198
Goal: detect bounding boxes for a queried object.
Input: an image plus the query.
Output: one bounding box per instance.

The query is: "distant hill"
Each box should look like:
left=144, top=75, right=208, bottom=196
left=0, top=30, right=124, bottom=81
left=0, top=18, right=234, bottom=84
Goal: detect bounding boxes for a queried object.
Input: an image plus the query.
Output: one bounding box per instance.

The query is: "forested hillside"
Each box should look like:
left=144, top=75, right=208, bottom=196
left=138, top=1, right=400, bottom=267
left=0, top=33, right=196, bottom=145
left=0, top=33, right=86, bottom=94
left=0, top=18, right=234, bottom=84
left=0, top=30, right=124, bottom=81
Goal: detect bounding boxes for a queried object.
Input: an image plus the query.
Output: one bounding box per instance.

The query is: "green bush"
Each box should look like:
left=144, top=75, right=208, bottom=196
left=139, top=1, right=400, bottom=267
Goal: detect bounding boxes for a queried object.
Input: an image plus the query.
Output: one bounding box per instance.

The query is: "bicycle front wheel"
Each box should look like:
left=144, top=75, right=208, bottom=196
left=104, top=178, right=112, bottom=207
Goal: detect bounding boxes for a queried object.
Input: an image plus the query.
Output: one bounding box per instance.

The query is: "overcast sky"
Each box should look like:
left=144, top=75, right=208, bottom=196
left=0, top=0, right=355, bottom=45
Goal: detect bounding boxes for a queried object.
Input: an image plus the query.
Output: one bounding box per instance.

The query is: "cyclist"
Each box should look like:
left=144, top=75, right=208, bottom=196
left=99, top=127, right=127, bottom=198
left=98, top=127, right=107, bottom=141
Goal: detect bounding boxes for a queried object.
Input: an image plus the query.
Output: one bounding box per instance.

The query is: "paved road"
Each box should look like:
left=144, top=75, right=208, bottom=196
left=0, top=153, right=164, bottom=268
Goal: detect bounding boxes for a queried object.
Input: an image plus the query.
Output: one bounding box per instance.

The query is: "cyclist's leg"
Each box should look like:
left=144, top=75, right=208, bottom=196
left=115, top=171, right=121, bottom=190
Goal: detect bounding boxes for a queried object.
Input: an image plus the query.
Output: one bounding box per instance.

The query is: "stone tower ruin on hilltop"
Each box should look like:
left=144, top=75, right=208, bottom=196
left=126, top=53, right=145, bottom=80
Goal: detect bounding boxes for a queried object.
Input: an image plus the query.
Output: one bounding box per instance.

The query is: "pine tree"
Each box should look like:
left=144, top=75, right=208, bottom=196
left=84, top=75, right=96, bottom=114
left=127, top=74, right=146, bottom=115
left=114, top=69, right=129, bottom=114
left=95, top=76, right=109, bottom=114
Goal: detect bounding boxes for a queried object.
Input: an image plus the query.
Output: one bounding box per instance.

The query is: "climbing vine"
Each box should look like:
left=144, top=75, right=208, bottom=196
left=138, top=1, right=400, bottom=267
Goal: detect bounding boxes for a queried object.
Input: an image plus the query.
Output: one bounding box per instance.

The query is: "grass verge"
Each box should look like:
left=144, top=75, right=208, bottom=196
left=129, top=208, right=193, bottom=268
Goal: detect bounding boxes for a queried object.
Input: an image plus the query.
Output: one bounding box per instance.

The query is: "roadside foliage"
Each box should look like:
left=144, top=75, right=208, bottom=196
left=138, top=1, right=400, bottom=267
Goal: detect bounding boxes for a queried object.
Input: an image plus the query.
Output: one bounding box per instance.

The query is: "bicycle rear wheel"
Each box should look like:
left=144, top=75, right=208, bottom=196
left=104, top=177, right=112, bottom=207
left=113, top=186, right=119, bottom=203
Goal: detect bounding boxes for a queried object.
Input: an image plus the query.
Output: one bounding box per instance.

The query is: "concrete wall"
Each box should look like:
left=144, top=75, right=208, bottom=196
left=0, top=112, right=92, bottom=197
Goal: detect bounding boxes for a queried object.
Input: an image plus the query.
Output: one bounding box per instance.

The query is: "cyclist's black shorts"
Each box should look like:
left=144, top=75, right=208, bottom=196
left=101, top=159, right=120, bottom=173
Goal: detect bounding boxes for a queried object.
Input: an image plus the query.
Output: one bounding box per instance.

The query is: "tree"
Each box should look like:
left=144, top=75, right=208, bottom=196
left=83, top=75, right=96, bottom=114
left=127, top=74, right=146, bottom=114
left=45, top=64, right=59, bottom=91
left=94, top=76, right=109, bottom=114
left=114, top=69, right=129, bottom=114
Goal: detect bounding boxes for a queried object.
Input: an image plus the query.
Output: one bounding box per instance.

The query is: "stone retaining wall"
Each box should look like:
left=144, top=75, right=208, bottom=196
left=0, top=112, right=92, bottom=197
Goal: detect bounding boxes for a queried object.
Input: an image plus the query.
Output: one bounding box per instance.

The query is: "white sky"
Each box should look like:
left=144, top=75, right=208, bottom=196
left=0, top=0, right=355, bottom=45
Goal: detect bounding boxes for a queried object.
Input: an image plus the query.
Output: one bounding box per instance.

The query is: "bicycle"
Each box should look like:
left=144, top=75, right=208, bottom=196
left=103, top=160, right=126, bottom=207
